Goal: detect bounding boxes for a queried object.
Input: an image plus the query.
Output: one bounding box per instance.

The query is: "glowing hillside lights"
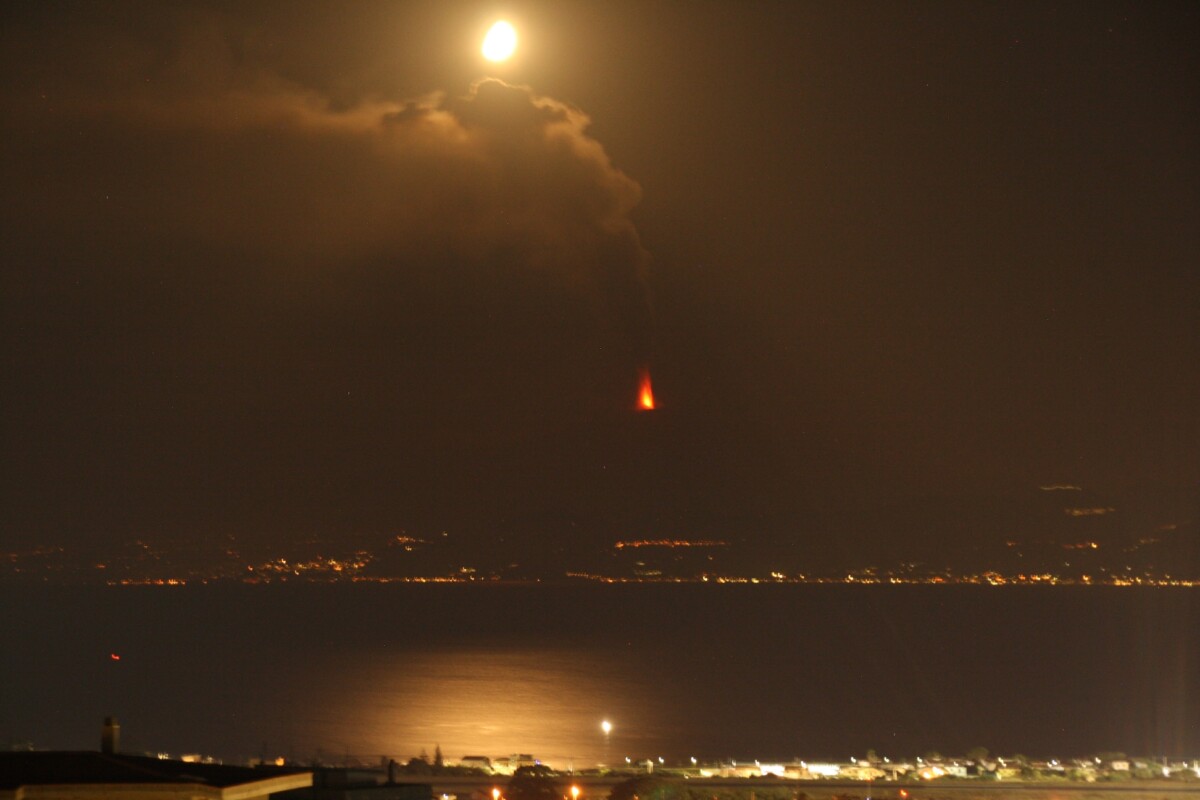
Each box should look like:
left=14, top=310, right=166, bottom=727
left=482, top=21, right=517, bottom=62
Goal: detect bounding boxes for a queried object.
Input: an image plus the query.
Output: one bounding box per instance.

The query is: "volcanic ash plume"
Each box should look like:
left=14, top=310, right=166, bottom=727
left=4, top=7, right=663, bottom=412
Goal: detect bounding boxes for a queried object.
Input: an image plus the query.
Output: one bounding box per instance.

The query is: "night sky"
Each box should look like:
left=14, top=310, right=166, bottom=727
left=2, top=1, right=1197, bottom=570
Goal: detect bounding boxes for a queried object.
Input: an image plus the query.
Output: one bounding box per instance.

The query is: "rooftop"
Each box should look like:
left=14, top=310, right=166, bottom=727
left=0, top=751, right=311, bottom=798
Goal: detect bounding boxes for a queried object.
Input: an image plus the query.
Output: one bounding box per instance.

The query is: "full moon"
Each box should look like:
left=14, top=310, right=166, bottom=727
left=482, top=20, right=517, bottom=62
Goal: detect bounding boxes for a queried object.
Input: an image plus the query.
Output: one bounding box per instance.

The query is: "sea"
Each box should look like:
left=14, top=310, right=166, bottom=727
left=1, top=583, right=1196, bottom=766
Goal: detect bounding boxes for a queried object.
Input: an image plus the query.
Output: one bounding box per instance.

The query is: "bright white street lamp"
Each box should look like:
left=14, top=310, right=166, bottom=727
left=600, top=720, right=613, bottom=768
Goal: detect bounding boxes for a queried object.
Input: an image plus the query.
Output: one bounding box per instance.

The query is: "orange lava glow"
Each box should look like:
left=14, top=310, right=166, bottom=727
left=637, top=370, right=655, bottom=411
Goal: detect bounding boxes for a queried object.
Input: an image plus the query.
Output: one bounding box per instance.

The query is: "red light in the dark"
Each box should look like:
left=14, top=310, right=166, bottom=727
left=637, top=369, right=655, bottom=411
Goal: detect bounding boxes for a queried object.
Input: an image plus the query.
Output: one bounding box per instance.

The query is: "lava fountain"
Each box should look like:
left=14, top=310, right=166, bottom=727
left=637, top=369, right=656, bottom=411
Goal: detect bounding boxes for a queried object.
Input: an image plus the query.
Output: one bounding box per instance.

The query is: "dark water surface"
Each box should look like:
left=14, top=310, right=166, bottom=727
left=1, top=584, right=1196, bottom=764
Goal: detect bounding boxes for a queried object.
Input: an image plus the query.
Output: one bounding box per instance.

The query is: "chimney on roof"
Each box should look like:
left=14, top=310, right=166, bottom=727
left=101, top=717, right=120, bottom=754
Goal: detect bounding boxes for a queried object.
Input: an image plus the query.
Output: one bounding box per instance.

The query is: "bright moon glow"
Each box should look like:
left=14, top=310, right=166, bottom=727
left=482, top=21, right=517, bottom=62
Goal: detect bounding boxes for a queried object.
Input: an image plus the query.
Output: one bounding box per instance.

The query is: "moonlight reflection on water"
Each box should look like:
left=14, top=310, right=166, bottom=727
left=313, top=647, right=653, bottom=766
left=2, top=585, right=1194, bottom=762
